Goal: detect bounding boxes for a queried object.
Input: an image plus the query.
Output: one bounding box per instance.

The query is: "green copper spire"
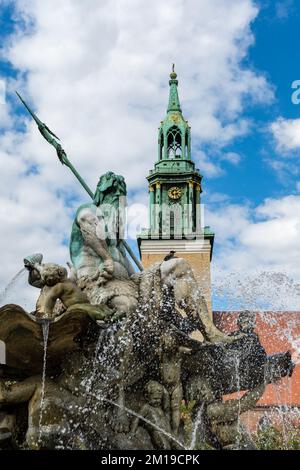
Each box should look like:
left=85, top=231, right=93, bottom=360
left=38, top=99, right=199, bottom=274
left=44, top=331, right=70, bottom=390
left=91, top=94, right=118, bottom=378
left=167, top=64, right=182, bottom=113
left=157, top=66, right=191, bottom=161
left=137, top=67, right=214, bottom=256
left=144, top=65, right=203, bottom=237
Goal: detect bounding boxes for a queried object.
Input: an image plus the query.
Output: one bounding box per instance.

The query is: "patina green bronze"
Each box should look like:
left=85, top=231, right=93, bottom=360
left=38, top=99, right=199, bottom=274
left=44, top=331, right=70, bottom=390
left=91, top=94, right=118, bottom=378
left=15, top=92, right=143, bottom=272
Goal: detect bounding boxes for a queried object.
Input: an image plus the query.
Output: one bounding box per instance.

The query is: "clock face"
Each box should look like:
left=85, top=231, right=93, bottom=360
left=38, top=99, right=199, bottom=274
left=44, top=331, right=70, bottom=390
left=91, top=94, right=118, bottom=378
left=168, top=186, right=182, bottom=200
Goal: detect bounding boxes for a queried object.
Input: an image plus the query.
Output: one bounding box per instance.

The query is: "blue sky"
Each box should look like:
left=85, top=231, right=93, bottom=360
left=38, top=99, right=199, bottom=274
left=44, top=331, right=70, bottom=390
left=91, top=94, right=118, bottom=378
left=0, top=0, right=299, bottom=310
left=208, top=1, right=300, bottom=203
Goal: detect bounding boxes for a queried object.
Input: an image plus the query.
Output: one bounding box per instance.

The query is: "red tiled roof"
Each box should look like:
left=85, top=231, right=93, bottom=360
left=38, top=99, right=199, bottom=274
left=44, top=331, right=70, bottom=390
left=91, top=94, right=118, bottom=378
left=213, top=311, right=300, bottom=406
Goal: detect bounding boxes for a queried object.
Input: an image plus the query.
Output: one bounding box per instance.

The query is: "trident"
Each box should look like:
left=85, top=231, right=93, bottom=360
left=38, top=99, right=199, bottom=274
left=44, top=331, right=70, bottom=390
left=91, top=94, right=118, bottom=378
left=16, top=91, right=143, bottom=272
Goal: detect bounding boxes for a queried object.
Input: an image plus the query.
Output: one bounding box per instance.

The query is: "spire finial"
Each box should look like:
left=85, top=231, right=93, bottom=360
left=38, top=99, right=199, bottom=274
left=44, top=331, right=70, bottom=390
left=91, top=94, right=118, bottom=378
left=167, top=64, right=181, bottom=112
left=170, top=63, right=177, bottom=80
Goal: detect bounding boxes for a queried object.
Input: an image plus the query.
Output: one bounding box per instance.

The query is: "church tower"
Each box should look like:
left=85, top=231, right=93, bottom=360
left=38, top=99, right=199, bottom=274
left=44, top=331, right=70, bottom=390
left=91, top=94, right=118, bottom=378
left=137, top=67, right=214, bottom=312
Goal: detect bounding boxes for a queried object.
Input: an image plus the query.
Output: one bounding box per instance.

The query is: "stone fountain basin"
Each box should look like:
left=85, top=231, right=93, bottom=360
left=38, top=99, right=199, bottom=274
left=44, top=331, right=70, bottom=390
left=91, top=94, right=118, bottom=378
left=0, top=304, right=97, bottom=375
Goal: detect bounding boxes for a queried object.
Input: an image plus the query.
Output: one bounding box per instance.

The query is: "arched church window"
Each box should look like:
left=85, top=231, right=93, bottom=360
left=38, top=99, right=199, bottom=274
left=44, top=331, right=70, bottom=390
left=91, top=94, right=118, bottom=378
left=170, top=211, right=174, bottom=233
left=160, top=133, right=164, bottom=160
left=185, top=130, right=189, bottom=156
left=167, top=126, right=181, bottom=159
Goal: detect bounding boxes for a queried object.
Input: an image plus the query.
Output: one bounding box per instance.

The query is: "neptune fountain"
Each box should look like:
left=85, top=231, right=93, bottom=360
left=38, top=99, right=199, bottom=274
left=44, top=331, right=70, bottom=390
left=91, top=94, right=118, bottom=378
left=0, top=96, right=295, bottom=450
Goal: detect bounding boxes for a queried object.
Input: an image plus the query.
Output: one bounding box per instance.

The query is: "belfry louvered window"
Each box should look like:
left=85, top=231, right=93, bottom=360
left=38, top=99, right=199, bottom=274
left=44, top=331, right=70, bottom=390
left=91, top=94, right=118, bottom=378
left=159, top=133, right=164, bottom=160
left=167, top=126, right=181, bottom=158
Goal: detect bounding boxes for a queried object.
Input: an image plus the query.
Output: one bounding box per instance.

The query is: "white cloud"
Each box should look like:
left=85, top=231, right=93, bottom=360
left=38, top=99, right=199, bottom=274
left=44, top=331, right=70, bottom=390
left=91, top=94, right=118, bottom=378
left=220, top=152, right=242, bottom=165
left=0, top=78, right=6, bottom=105
left=221, top=152, right=242, bottom=165
left=0, top=0, right=275, bottom=309
left=194, top=150, right=224, bottom=178
left=270, top=117, right=300, bottom=153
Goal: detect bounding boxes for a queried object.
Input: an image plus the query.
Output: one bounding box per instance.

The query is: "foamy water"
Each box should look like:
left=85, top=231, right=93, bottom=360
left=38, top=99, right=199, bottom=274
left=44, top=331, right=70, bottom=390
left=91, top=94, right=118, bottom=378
left=212, top=270, right=300, bottom=311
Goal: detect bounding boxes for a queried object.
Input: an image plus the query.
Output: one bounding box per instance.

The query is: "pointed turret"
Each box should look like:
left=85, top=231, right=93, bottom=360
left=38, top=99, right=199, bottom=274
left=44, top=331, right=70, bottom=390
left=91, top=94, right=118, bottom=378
left=167, top=64, right=182, bottom=112
left=157, top=65, right=191, bottom=161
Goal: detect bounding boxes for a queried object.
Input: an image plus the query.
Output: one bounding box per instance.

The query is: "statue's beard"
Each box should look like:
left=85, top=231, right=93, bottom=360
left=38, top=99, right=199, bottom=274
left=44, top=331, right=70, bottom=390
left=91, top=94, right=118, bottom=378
left=101, top=194, right=126, bottom=210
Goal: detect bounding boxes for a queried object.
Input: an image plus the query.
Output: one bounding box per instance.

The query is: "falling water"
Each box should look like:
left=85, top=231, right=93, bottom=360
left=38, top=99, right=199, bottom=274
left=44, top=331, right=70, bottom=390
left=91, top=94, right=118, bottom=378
left=213, top=269, right=300, bottom=445
left=0, top=268, right=26, bottom=305
left=189, top=403, right=204, bottom=450
left=88, top=392, right=186, bottom=450
left=83, top=322, right=119, bottom=395
left=234, top=355, right=242, bottom=449
left=6, top=265, right=296, bottom=450
left=38, top=320, right=50, bottom=444
left=74, top=307, right=187, bottom=451
left=213, top=270, right=300, bottom=311
left=271, top=382, right=290, bottom=449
